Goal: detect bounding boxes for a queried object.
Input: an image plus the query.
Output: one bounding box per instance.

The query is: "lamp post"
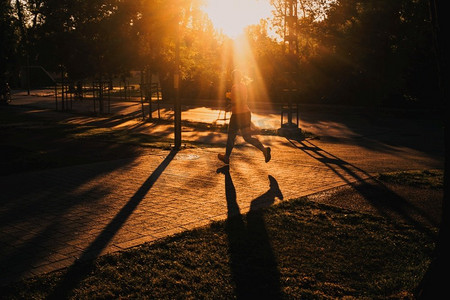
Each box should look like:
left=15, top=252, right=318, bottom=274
left=174, top=11, right=182, bottom=149
left=277, top=0, right=302, bottom=138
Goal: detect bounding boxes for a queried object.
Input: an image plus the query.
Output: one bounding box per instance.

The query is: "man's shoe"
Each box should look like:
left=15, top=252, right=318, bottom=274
left=218, top=153, right=230, bottom=164
left=264, top=147, right=271, bottom=163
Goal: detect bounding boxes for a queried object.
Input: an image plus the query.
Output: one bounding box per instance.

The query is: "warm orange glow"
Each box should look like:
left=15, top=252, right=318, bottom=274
left=231, top=36, right=271, bottom=107
left=203, top=0, right=274, bottom=122
left=202, top=0, right=273, bottom=39
left=214, top=34, right=273, bottom=127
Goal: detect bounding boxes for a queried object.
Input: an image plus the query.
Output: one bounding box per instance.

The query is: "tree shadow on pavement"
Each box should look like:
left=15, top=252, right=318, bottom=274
left=288, top=138, right=439, bottom=239
left=217, top=166, right=284, bottom=299
left=47, top=149, right=178, bottom=299
left=297, top=105, right=444, bottom=159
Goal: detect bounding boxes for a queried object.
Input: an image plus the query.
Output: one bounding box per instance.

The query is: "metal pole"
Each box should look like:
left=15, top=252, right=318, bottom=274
left=157, top=83, right=161, bottom=119
left=174, top=16, right=182, bottom=149
left=288, top=90, right=293, bottom=125
left=108, top=81, right=111, bottom=113
left=70, top=83, right=73, bottom=110
left=140, top=70, right=145, bottom=120
left=55, top=83, right=58, bottom=110
left=26, top=56, right=30, bottom=96
left=61, top=68, right=65, bottom=111
left=93, top=81, right=96, bottom=113
left=148, top=70, right=152, bottom=120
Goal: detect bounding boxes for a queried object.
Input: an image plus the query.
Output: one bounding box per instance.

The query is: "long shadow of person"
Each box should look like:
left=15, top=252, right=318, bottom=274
left=216, top=166, right=283, bottom=299
left=48, top=150, right=178, bottom=299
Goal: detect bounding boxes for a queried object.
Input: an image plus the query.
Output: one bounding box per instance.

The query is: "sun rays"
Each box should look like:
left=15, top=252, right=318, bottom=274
left=214, top=33, right=274, bottom=124
left=200, top=0, right=277, bottom=120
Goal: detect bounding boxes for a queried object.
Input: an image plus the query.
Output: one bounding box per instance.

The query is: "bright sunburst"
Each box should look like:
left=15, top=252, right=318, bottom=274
left=202, top=0, right=273, bottom=39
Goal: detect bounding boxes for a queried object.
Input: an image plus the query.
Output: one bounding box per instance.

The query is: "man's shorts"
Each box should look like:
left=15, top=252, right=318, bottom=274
left=229, top=112, right=251, bottom=131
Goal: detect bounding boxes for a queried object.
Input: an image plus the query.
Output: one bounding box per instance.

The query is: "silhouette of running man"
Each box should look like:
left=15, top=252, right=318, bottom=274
left=218, top=69, right=271, bottom=164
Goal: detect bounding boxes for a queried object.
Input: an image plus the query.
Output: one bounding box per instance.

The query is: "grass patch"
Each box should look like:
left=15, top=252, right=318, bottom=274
left=0, top=197, right=435, bottom=299
left=378, top=169, right=444, bottom=189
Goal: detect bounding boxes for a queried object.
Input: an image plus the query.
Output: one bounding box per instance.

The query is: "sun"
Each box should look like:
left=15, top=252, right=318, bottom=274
left=202, top=0, right=273, bottom=39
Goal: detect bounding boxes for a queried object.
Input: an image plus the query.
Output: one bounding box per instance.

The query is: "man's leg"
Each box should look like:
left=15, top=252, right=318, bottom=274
left=242, top=132, right=264, bottom=152
left=242, top=128, right=271, bottom=163
left=218, top=114, right=238, bottom=164
left=225, top=127, right=238, bottom=157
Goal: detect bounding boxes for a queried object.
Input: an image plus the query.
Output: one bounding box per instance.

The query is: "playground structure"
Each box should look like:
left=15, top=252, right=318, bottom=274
left=54, top=78, right=112, bottom=114
left=139, top=70, right=161, bottom=121
left=54, top=80, right=74, bottom=111
left=92, top=79, right=112, bottom=114
left=19, top=65, right=55, bottom=94
left=215, top=106, right=230, bottom=124
left=280, top=90, right=299, bottom=128
left=118, top=77, right=133, bottom=101
left=213, top=95, right=231, bottom=126
left=52, top=70, right=163, bottom=119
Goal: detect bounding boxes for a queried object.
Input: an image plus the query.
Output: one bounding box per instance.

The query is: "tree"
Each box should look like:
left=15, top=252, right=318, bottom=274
left=0, top=0, right=20, bottom=83
left=36, top=0, right=139, bottom=79
left=298, top=0, right=438, bottom=106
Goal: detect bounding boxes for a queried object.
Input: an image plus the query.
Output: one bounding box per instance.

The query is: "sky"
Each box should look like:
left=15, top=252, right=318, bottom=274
left=201, top=0, right=274, bottom=38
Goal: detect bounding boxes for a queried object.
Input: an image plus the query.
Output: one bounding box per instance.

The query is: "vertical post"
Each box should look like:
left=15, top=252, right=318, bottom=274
left=70, top=83, right=73, bottom=110
left=99, top=79, right=104, bottom=114
left=157, top=83, right=161, bottom=119
left=174, top=14, right=182, bottom=149
left=61, top=68, right=65, bottom=111
left=119, top=80, right=122, bottom=99
left=93, top=81, right=96, bottom=113
left=147, top=69, right=152, bottom=120
left=55, top=83, right=58, bottom=110
left=26, top=56, right=30, bottom=96
left=140, top=70, right=145, bottom=119
left=108, top=81, right=111, bottom=113
left=287, top=90, right=293, bottom=125
left=280, top=104, right=283, bottom=125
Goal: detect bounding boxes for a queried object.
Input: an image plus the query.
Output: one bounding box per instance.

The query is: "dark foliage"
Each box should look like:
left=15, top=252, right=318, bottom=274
left=1, top=0, right=441, bottom=107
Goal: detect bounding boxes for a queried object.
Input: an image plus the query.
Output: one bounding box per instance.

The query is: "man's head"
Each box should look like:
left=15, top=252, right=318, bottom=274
left=232, top=69, right=242, bottom=83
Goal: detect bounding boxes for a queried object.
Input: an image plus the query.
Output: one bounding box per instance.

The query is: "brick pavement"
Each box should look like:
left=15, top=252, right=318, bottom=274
left=0, top=93, right=444, bottom=285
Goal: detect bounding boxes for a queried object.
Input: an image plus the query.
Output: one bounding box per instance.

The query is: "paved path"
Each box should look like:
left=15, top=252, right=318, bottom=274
left=0, top=92, right=444, bottom=285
